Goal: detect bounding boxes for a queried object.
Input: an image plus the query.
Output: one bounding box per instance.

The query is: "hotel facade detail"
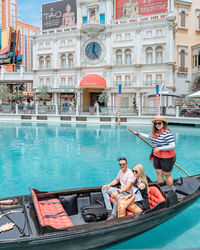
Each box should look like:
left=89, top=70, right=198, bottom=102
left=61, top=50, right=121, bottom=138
left=33, top=0, right=176, bottom=108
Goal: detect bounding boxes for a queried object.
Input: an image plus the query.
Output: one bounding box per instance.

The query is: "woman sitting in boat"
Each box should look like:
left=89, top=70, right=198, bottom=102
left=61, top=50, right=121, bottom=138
left=118, top=164, right=150, bottom=217
left=132, top=116, right=176, bottom=188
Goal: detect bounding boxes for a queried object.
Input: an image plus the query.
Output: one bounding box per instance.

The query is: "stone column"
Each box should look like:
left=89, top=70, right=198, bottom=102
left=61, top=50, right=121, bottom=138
left=136, top=29, right=142, bottom=65
left=53, top=38, right=57, bottom=69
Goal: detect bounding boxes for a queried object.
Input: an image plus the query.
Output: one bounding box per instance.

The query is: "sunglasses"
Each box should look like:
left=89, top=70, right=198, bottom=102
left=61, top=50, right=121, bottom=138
left=155, top=122, right=162, bottom=126
left=119, top=163, right=126, bottom=167
left=133, top=170, right=138, bottom=173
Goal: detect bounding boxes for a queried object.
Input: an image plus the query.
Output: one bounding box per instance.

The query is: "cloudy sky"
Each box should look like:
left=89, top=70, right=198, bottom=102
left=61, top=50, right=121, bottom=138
left=17, top=0, right=57, bottom=28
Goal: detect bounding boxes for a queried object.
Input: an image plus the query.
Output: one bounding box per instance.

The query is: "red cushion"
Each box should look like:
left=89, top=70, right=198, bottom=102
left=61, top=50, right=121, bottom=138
left=31, top=189, right=74, bottom=229
left=148, top=186, right=166, bottom=209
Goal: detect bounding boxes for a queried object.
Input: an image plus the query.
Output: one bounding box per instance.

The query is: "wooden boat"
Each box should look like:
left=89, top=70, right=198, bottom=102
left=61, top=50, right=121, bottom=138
left=0, top=175, right=199, bottom=250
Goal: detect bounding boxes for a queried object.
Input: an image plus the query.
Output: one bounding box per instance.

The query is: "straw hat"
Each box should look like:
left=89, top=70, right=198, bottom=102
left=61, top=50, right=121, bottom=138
left=152, top=116, right=168, bottom=124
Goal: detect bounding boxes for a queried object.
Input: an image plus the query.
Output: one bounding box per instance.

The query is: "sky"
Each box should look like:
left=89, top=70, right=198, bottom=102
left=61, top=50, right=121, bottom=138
left=17, top=0, right=58, bottom=28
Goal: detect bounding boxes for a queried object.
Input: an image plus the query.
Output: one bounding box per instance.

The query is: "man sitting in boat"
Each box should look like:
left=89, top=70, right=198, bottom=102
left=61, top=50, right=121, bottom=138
left=118, top=164, right=150, bottom=217
left=102, top=157, right=135, bottom=220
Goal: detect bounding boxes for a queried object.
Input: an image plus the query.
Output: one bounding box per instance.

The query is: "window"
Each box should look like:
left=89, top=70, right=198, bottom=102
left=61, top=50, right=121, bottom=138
left=68, top=77, right=73, bottom=87
left=46, top=42, right=50, bottom=48
left=83, top=16, right=87, bottom=23
left=39, top=43, right=43, bottom=49
left=181, top=11, right=186, bottom=27
left=61, top=77, right=66, bottom=87
left=178, top=7, right=189, bottom=29
left=196, top=10, right=200, bottom=30
left=125, top=33, right=130, bottom=40
left=61, top=40, right=65, bottom=47
left=68, top=40, right=72, bottom=45
left=125, top=49, right=131, bottom=65
left=116, top=50, right=122, bottom=65
left=46, top=56, right=51, bottom=69
left=180, top=50, right=186, bottom=69
left=156, top=74, right=162, bottom=85
left=146, top=47, right=153, bottom=64
left=116, top=34, right=121, bottom=41
left=146, top=31, right=152, bottom=38
left=156, top=29, right=162, bottom=36
left=39, top=57, right=44, bottom=69
left=125, top=75, right=131, bottom=86
left=68, top=54, right=73, bottom=68
left=121, top=97, right=129, bottom=107
left=178, top=46, right=188, bottom=72
left=39, top=78, right=44, bottom=87
left=156, top=46, right=163, bottom=63
left=116, top=75, right=122, bottom=85
left=61, top=55, right=66, bottom=68
left=46, top=78, right=50, bottom=86
left=146, top=75, right=152, bottom=86
left=100, top=14, right=105, bottom=24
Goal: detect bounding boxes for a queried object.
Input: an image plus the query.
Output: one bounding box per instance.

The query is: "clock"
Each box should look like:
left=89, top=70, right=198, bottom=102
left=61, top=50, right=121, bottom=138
left=85, top=42, right=102, bottom=60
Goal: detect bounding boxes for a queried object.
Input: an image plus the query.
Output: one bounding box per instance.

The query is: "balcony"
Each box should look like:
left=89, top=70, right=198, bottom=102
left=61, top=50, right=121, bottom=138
left=178, top=67, right=188, bottom=73
left=81, top=22, right=105, bottom=37
left=192, top=66, right=200, bottom=73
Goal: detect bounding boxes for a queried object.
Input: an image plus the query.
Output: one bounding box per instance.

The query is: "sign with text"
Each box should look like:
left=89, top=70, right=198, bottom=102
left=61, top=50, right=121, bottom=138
left=115, top=0, right=168, bottom=19
left=42, top=0, right=77, bottom=30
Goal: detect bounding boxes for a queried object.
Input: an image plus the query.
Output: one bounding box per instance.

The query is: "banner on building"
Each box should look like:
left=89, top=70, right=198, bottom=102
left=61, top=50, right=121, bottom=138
left=115, top=0, right=168, bottom=19
left=42, top=0, right=77, bottom=30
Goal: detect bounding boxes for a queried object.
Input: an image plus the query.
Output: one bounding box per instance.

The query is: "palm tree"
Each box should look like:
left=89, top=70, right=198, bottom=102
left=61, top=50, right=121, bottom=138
left=0, top=85, right=9, bottom=102
left=98, top=90, right=109, bottom=107
left=37, top=86, right=50, bottom=105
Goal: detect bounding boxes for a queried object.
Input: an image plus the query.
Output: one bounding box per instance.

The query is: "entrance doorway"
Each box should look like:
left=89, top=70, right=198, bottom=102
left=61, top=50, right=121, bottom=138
left=90, top=92, right=101, bottom=106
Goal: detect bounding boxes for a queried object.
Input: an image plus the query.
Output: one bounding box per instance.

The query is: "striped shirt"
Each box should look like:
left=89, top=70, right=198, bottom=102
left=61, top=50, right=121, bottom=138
left=139, top=130, right=175, bottom=151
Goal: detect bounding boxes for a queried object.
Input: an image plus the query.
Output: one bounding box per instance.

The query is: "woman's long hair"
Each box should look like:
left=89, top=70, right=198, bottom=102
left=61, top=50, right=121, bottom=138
left=133, top=164, right=148, bottom=187
left=151, top=121, right=170, bottom=137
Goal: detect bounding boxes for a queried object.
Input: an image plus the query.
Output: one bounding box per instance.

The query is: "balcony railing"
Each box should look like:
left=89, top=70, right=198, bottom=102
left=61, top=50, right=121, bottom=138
left=178, top=67, right=188, bottom=73
left=143, top=80, right=165, bottom=87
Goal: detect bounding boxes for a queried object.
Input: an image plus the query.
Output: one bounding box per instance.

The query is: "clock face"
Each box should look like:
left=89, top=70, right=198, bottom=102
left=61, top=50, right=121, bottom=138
left=85, top=42, right=102, bottom=60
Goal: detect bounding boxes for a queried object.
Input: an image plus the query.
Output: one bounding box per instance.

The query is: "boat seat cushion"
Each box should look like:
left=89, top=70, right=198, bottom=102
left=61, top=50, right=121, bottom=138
left=148, top=186, right=166, bottom=209
left=109, top=185, right=166, bottom=215
left=31, top=189, right=74, bottom=229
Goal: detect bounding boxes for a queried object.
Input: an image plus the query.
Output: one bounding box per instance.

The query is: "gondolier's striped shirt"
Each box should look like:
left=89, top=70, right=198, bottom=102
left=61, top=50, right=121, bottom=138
left=139, top=130, right=175, bottom=151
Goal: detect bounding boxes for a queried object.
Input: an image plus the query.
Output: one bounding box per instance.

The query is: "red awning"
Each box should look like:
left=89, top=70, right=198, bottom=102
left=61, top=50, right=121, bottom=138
left=80, top=74, right=106, bottom=88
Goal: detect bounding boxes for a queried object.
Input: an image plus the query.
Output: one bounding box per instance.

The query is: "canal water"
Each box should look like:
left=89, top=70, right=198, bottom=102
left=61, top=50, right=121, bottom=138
left=0, top=122, right=199, bottom=249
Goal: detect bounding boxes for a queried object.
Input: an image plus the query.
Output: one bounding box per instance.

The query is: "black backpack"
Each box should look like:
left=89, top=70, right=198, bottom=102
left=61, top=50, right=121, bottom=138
left=81, top=204, right=108, bottom=223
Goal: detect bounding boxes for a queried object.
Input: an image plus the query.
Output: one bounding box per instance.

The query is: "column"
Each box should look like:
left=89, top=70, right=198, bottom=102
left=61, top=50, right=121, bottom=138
left=136, top=29, right=142, bottom=65
left=53, top=38, right=58, bottom=68
left=136, top=92, right=141, bottom=116
left=168, top=24, right=174, bottom=63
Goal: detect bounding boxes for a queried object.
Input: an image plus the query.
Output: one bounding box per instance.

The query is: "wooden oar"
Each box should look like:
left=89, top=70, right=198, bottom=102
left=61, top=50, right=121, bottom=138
left=128, top=128, right=191, bottom=176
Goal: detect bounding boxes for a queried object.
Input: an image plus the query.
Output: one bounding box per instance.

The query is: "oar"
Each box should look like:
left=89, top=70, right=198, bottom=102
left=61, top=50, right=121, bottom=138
left=128, top=128, right=191, bottom=177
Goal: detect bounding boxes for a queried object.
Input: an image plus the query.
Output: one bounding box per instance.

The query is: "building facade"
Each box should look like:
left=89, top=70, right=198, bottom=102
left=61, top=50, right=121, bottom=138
left=0, top=0, right=39, bottom=95
left=174, top=0, right=200, bottom=95
left=33, top=0, right=176, bottom=109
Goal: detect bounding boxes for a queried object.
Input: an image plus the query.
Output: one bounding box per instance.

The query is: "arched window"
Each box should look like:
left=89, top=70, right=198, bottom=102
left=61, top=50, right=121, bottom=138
left=181, top=11, right=186, bottom=27
left=46, top=56, right=51, bottom=69
left=68, top=54, right=73, bottom=68
left=180, top=50, right=186, bottom=69
left=146, top=47, right=153, bottom=64
left=125, top=49, right=131, bottom=65
left=156, top=46, right=163, bottom=63
left=116, top=50, right=122, bottom=65
left=39, top=56, right=44, bottom=70
left=61, top=54, right=66, bottom=68
left=125, top=75, right=130, bottom=86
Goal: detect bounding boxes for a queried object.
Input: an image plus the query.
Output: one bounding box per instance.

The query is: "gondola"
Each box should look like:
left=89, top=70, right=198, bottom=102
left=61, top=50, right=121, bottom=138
left=0, top=175, right=199, bottom=250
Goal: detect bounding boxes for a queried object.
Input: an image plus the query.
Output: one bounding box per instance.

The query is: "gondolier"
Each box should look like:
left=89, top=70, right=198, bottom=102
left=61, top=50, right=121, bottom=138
left=132, top=116, right=176, bottom=188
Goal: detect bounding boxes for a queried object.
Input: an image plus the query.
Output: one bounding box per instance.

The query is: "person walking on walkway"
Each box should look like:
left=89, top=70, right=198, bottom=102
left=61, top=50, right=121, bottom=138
left=132, top=116, right=176, bottom=188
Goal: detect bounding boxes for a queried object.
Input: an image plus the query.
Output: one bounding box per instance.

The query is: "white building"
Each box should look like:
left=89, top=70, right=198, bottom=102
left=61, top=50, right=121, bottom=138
left=33, top=0, right=176, bottom=110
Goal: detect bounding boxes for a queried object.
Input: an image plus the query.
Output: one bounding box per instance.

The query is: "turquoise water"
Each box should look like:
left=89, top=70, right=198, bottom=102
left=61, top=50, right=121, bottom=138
left=0, top=122, right=199, bottom=249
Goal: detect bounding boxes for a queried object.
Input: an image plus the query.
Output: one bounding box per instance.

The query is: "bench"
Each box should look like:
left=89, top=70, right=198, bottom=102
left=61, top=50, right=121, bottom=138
left=31, top=189, right=74, bottom=229
left=110, top=185, right=166, bottom=216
